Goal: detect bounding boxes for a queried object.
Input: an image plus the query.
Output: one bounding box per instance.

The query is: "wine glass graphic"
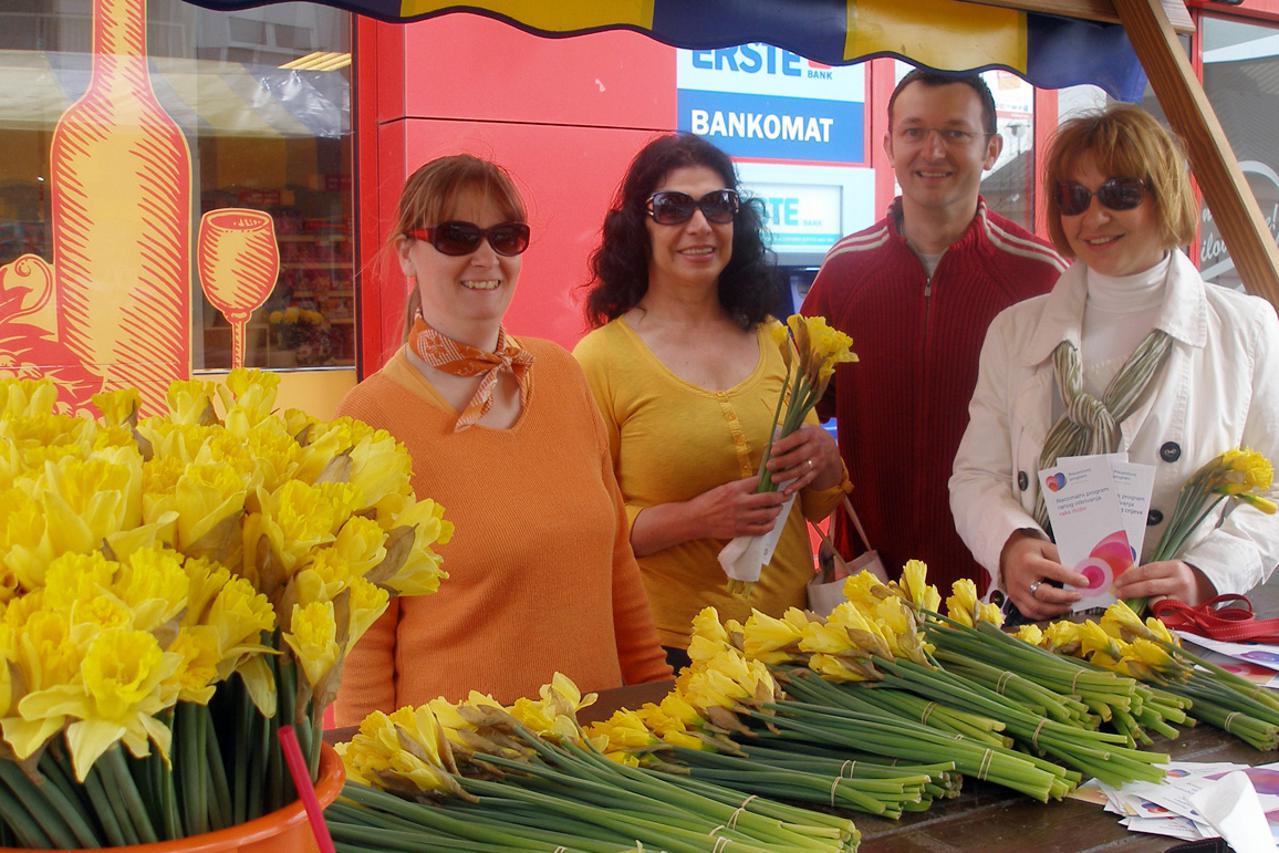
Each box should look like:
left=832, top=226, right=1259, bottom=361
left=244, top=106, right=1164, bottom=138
left=197, top=209, right=280, bottom=369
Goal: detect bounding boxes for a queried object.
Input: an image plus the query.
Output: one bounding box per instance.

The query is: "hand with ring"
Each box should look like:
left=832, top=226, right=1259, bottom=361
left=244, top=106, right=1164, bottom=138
left=764, top=425, right=843, bottom=495
left=999, top=530, right=1089, bottom=621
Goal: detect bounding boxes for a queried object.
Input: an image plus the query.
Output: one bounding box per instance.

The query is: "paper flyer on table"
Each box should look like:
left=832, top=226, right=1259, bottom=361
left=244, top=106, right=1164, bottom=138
left=1191, top=771, right=1278, bottom=853
left=1175, top=631, right=1279, bottom=674
left=1039, top=456, right=1143, bottom=611
left=1078, top=761, right=1279, bottom=844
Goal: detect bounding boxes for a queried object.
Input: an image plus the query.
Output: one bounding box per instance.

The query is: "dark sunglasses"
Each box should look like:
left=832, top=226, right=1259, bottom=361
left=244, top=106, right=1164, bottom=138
left=406, top=221, right=531, bottom=256
left=645, top=189, right=740, bottom=225
left=1056, top=177, right=1147, bottom=216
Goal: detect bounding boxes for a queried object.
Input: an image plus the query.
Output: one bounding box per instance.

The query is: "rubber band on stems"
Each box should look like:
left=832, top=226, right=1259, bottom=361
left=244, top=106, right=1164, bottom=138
left=728, top=795, right=756, bottom=829
left=278, top=725, right=337, bottom=853
left=1032, top=719, right=1049, bottom=751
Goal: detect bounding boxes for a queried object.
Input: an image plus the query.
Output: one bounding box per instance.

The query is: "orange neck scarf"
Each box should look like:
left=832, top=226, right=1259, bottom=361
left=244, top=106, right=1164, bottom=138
left=408, top=316, right=534, bottom=431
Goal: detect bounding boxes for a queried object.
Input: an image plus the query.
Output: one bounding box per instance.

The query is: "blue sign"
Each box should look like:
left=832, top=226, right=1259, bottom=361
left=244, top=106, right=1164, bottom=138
left=678, top=90, right=863, bottom=163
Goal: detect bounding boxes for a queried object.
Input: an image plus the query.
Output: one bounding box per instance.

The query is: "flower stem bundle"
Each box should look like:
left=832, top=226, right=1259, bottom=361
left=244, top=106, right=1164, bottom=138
left=330, top=675, right=860, bottom=851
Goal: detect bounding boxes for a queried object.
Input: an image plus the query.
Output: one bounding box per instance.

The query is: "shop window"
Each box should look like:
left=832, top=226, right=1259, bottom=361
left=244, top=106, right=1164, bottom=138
left=0, top=0, right=354, bottom=389
left=1199, top=15, right=1279, bottom=292
left=979, top=69, right=1036, bottom=230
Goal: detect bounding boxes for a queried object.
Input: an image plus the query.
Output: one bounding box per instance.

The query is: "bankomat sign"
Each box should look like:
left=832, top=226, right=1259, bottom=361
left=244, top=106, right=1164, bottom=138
left=677, top=45, right=865, bottom=164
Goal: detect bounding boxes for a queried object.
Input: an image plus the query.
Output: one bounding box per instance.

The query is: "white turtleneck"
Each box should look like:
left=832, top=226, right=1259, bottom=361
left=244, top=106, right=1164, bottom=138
left=1081, top=253, right=1170, bottom=396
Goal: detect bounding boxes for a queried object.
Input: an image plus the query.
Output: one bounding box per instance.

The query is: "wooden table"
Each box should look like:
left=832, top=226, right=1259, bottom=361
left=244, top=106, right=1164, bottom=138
left=329, top=583, right=1279, bottom=851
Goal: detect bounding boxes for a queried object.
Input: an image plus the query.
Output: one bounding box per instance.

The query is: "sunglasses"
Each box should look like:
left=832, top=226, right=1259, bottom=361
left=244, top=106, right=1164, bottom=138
left=645, top=189, right=740, bottom=225
left=406, top=221, right=531, bottom=256
left=1056, top=177, right=1147, bottom=216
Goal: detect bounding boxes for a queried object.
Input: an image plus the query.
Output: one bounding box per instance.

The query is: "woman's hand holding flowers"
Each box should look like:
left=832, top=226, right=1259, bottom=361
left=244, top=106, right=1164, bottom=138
left=1114, top=559, right=1216, bottom=607
left=764, top=424, right=842, bottom=495
left=1001, top=530, right=1087, bottom=621
left=691, top=475, right=788, bottom=539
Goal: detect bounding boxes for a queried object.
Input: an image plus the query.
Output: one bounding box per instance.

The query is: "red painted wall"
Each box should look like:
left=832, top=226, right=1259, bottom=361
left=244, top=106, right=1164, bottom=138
left=356, top=15, right=678, bottom=370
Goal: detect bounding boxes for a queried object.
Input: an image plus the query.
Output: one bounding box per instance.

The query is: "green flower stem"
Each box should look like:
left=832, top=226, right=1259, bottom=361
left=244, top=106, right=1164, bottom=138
left=757, top=704, right=1065, bottom=800
left=177, top=702, right=208, bottom=835
left=102, top=746, right=158, bottom=844
left=931, top=651, right=1090, bottom=725
left=763, top=716, right=1059, bottom=802
left=1184, top=675, right=1279, bottom=726
left=27, top=750, right=103, bottom=848
left=483, top=746, right=835, bottom=851
left=233, top=673, right=253, bottom=824
left=0, top=759, right=82, bottom=848
left=637, top=762, right=861, bottom=844
left=266, top=645, right=287, bottom=812
left=40, top=746, right=105, bottom=845
left=0, top=783, right=53, bottom=849
left=449, top=798, right=642, bottom=847
left=306, top=704, right=324, bottom=779
left=340, top=783, right=618, bottom=851
left=756, top=366, right=793, bottom=494
left=82, top=755, right=131, bottom=845
left=555, top=739, right=854, bottom=848
left=738, top=742, right=957, bottom=783
left=1169, top=642, right=1279, bottom=715
left=202, top=702, right=232, bottom=830
left=679, top=763, right=901, bottom=816
left=783, top=672, right=1009, bottom=747
left=463, top=776, right=778, bottom=853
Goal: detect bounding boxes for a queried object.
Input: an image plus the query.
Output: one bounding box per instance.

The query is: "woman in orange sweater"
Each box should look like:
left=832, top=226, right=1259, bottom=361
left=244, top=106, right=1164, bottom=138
left=334, top=155, right=671, bottom=726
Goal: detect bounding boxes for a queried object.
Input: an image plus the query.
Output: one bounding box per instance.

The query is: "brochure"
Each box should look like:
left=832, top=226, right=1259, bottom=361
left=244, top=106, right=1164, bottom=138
left=1039, top=454, right=1153, bottom=612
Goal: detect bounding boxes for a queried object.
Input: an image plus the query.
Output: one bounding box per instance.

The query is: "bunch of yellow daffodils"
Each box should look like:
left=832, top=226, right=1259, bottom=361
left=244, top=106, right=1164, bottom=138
left=0, top=372, right=451, bottom=847
left=757, top=314, right=857, bottom=493
left=1131, top=447, right=1276, bottom=614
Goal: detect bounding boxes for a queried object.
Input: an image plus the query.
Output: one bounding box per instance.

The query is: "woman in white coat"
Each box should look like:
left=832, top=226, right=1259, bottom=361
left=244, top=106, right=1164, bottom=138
left=950, top=104, right=1279, bottom=621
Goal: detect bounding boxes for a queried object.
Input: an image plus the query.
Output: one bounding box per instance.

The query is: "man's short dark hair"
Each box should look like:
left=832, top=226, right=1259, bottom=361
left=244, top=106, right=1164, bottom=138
left=887, top=69, right=998, bottom=136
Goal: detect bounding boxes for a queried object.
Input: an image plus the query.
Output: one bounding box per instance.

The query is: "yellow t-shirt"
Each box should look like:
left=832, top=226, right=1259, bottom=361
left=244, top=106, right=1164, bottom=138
left=574, top=318, right=849, bottom=648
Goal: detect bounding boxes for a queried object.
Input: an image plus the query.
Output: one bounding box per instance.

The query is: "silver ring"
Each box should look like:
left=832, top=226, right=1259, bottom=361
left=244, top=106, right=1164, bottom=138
left=1028, top=580, right=1042, bottom=598
left=807, top=458, right=815, bottom=469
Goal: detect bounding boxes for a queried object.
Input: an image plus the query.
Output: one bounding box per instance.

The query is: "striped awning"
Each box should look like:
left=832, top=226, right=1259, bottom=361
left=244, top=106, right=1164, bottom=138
left=182, top=0, right=1149, bottom=101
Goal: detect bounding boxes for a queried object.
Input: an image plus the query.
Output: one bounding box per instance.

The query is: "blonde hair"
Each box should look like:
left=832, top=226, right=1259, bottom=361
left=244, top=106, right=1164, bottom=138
left=1043, top=104, right=1197, bottom=257
left=391, top=155, right=527, bottom=342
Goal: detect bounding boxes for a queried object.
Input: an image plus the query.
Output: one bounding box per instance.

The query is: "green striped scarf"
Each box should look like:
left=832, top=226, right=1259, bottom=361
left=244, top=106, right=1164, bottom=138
left=1032, top=330, right=1173, bottom=529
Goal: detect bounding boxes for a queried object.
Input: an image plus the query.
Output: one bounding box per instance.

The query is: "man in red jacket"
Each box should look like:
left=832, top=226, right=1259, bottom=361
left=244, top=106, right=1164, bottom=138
left=802, top=69, right=1066, bottom=595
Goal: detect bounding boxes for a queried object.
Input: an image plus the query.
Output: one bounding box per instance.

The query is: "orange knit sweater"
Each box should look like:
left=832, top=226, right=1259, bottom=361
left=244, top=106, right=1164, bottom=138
left=333, top=342, right=671, bottom=726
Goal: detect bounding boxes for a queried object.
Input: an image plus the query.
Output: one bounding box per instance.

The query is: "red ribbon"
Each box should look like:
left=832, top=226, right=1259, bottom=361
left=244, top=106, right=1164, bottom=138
left=1151, top=594, right=1279, bottom=644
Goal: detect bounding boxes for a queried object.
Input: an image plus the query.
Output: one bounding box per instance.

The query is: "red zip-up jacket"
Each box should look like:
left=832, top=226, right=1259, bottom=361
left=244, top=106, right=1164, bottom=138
left=802, top=198, right=1066, bottom=594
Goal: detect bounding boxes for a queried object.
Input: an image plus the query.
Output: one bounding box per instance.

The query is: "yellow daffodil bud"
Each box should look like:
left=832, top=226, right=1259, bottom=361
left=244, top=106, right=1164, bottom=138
left=346, top=577, right=389, bottom=653
left=945, top=578, right=979, bottom=627
left=742, top=608, right=804, bottom=661
left=282, top=601, right=340, bottom=688
left=1012, top=624, right=1044, bottom=646
left=898, top=560, right=942, bottom=613
left=92, top=388, right=141, bottom=428
left=165, top=380, right=217, bottom=425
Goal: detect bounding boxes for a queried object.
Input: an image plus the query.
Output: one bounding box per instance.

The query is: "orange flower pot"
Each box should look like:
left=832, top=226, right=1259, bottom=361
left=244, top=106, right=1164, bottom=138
left=3, top=744, right=344, bottom=853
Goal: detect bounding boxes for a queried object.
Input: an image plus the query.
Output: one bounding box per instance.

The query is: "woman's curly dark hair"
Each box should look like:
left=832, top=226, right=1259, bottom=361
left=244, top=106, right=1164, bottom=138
left=583, top=134, right=775, bottom=330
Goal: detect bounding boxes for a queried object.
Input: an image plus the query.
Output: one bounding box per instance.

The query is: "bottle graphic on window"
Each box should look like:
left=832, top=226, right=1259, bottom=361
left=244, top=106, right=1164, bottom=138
left=50, top=0, right=192, bottom=415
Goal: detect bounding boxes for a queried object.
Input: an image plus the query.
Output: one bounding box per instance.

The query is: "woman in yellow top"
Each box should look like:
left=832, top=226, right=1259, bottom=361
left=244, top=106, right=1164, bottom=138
left=574, top=134, right=850, bottom=668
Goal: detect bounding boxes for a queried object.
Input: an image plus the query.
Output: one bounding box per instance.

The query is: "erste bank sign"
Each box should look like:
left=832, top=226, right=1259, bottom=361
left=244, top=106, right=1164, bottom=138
left=677, top=45, right=865, bottom=164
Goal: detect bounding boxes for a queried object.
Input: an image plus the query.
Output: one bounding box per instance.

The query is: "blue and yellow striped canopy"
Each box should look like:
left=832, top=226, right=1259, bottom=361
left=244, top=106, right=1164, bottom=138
left=186, top=0, right=1148, bottom=102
